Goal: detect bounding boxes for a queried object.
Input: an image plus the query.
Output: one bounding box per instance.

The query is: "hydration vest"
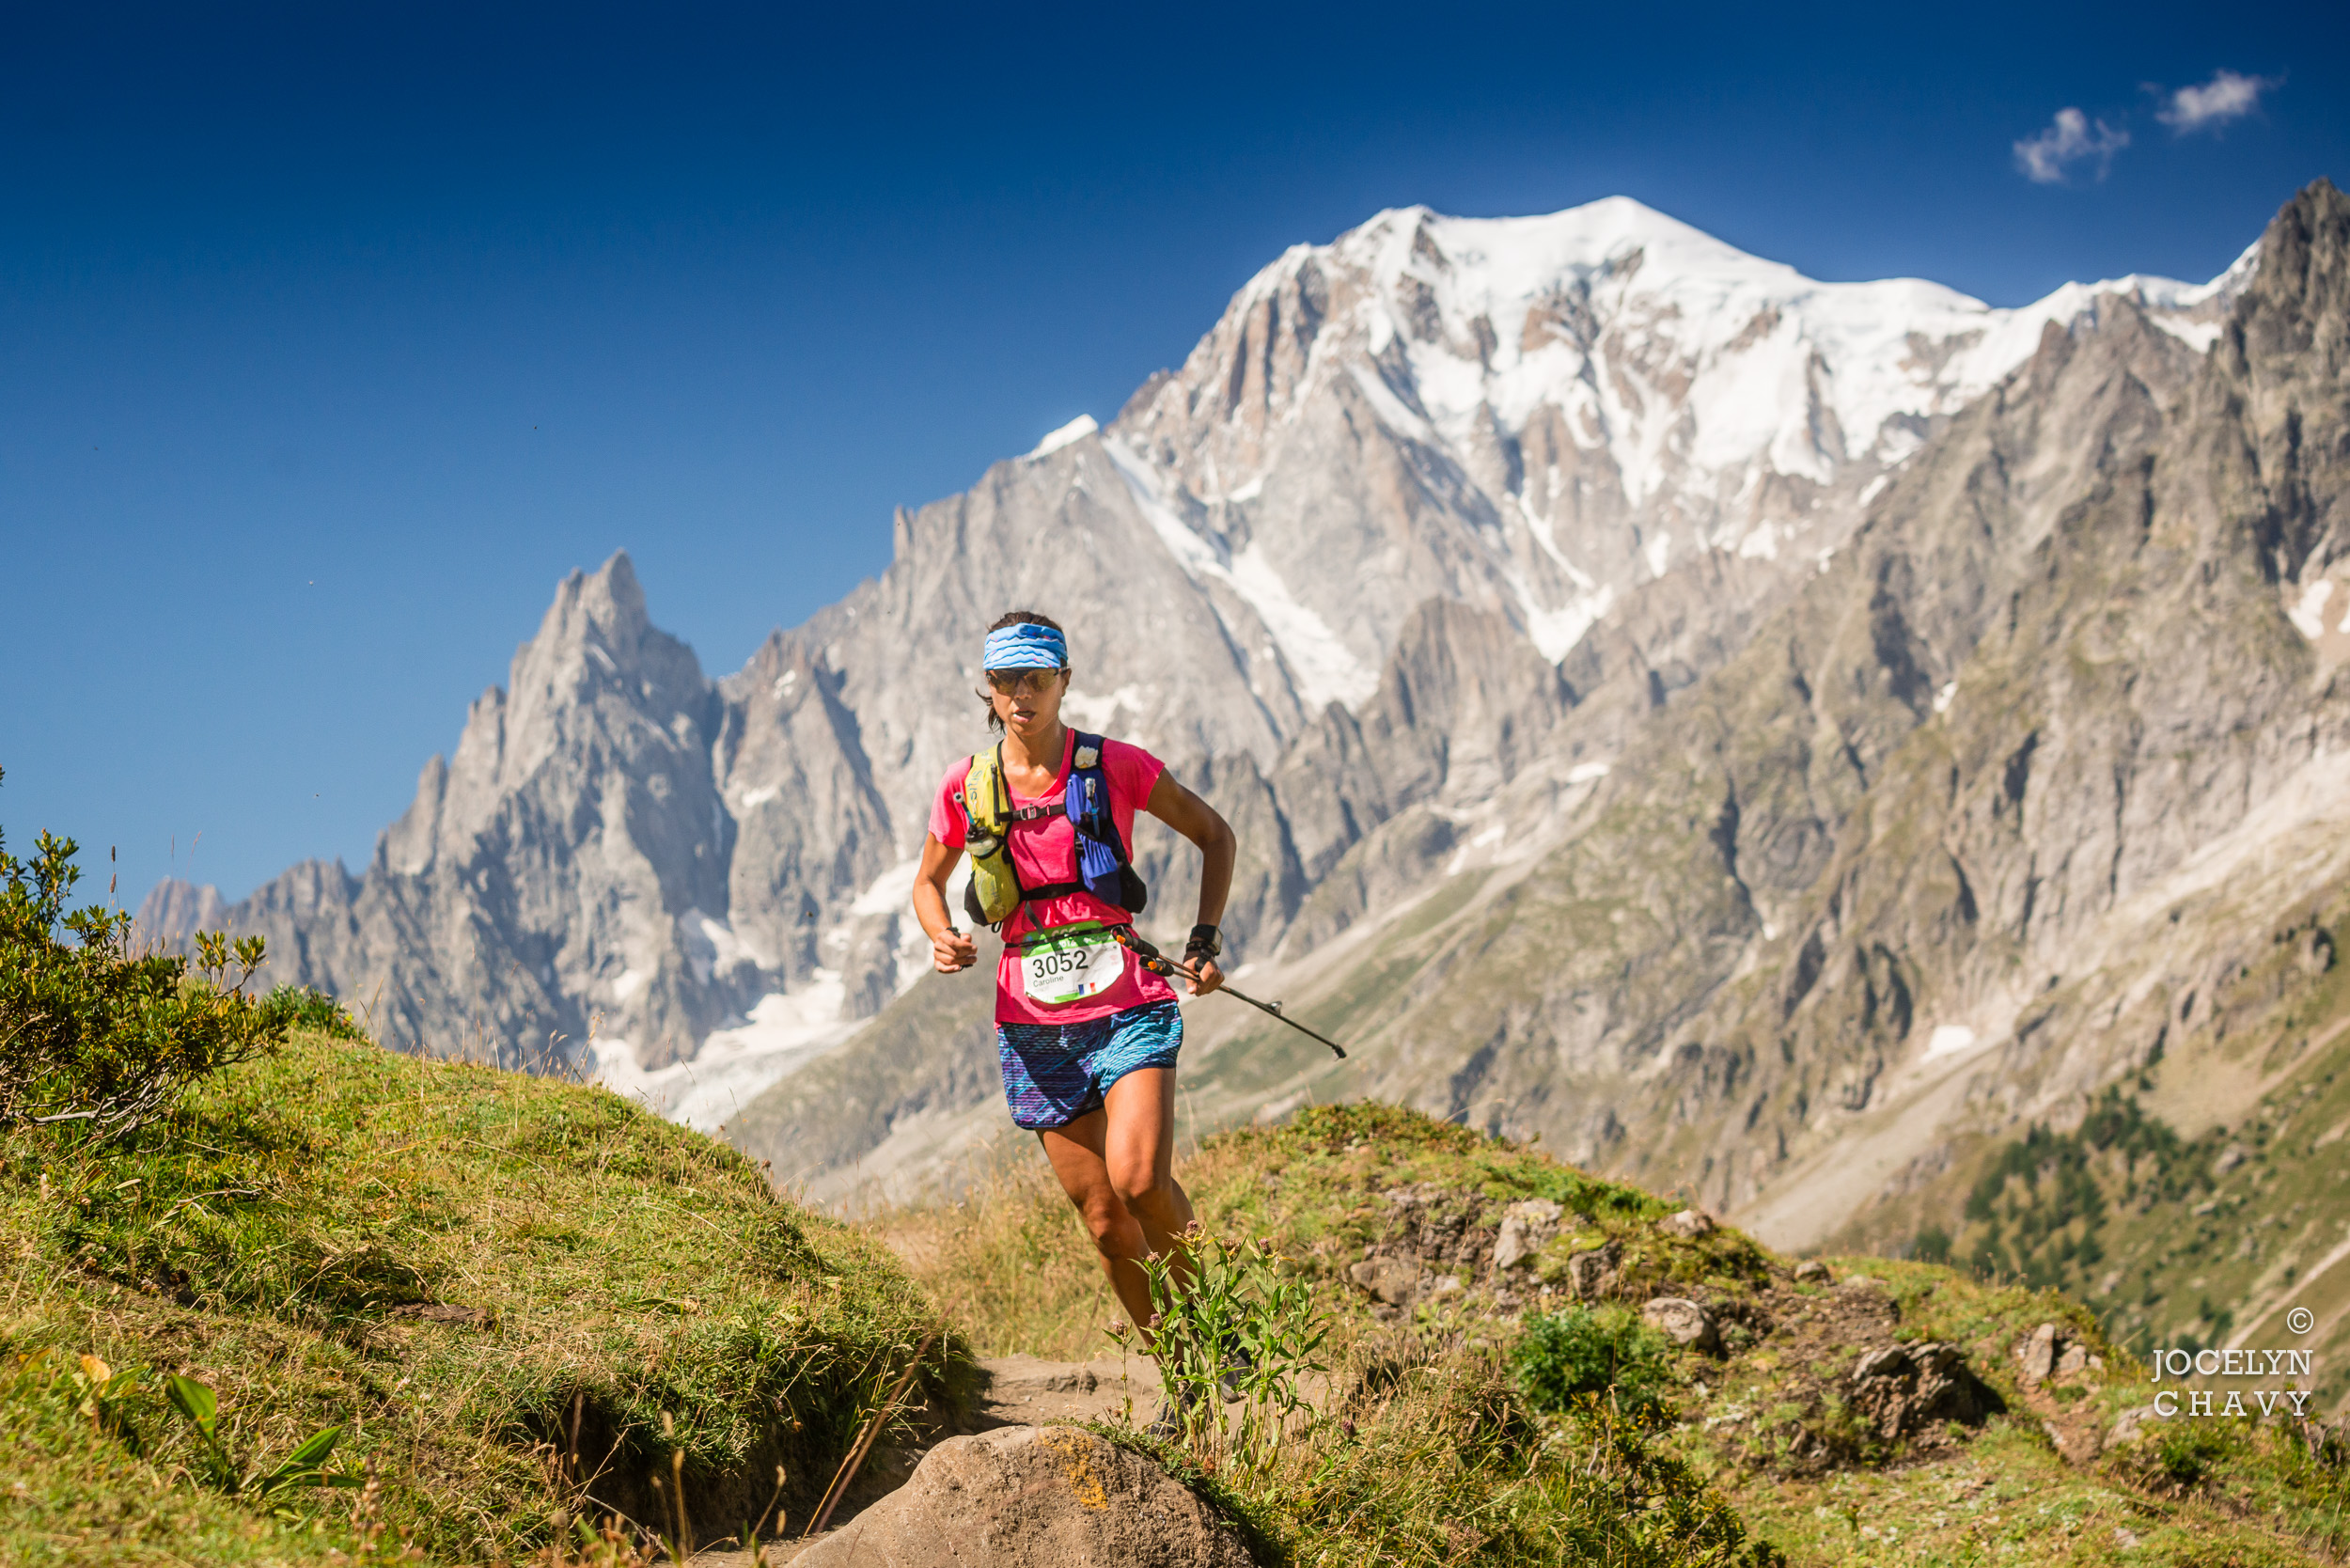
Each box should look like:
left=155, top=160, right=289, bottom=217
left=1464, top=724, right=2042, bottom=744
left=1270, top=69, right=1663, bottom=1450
left=959, top=732, right=1149, bottom=929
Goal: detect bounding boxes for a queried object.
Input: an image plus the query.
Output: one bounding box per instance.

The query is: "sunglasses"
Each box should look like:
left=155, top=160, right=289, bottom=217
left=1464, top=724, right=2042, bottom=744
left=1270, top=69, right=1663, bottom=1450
left=985, top=668, right=1064, bottom=697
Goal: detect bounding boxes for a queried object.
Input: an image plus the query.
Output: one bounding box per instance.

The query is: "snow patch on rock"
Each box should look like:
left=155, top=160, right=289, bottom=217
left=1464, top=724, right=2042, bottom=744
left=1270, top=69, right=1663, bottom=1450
left=1025, top=414, right=1097, bottom=460
left=1103, top=435, right=1375, bottom=711
left=1923, top=1025, right=1980, bottom=1061
left=590, top=975, right=861, bottom=1131
left=851, top=858, right=921, bottom=917
left=1062, top=682, right=1150, bottom=731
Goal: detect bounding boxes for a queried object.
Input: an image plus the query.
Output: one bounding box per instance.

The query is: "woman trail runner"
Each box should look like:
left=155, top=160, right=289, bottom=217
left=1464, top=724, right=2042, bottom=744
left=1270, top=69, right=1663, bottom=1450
left=912, top=611, right=1234, bottom=1428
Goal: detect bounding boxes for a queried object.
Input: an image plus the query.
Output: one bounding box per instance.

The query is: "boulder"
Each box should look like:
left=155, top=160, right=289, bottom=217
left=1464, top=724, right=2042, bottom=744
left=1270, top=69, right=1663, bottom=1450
left=1657, top=1209, right=1716, bottom=1239
left=1348, top=1254, right=1423, bottom=1306
left=1849, top=1341, right=2000, bottom=1439
left=2108, top=1404, right=2160, bottom=1447
left=793, top=1424, right=1253, bottom=1567
left=1564, top=1241, right=1622, bottom=1300
left=1794, top=1260, right=1831, bottom=1283
left=2018, top=1322, right=2062, bottom=1386
left=1493, top=1199, right=1564, bottom=1270
left=1852, top=1345, right=1911, bottom=1383
left=1640, top=1296, right=1720, bottom=1353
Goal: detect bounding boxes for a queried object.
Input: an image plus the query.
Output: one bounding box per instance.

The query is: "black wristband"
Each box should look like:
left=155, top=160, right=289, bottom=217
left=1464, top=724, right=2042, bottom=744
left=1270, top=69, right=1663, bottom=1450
left=1185, top=924, right=1221, bottom=960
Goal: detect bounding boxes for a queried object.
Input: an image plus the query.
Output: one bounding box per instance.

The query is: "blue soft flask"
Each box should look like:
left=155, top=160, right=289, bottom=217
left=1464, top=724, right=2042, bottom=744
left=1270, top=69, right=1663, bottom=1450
left=1068, top=771, right=1124, bottom=902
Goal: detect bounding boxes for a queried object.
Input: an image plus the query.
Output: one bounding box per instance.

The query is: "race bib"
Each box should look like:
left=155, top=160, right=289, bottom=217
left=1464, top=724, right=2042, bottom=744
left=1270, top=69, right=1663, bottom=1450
left=1021, top=923, right=1123, bottom=1007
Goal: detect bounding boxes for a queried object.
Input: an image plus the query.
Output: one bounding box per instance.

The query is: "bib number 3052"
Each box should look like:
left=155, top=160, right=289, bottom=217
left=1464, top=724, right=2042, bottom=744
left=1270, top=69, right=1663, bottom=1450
left=1021, top=924, right=1122, bottom=1006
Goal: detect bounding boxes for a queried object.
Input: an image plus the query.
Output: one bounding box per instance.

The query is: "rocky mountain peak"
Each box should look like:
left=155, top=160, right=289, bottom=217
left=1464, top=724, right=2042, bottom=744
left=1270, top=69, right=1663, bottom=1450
left=377, top=551, right=720, bottom=885
left=513, top=552, right=705, bottom=728
left=2235, top=179, right=2347, bottom=368
left=133, top=877, right=230, bottom=946
left=1100, top=194, right=2247, bottom=745
left=566, top=547, right=650, bottom=633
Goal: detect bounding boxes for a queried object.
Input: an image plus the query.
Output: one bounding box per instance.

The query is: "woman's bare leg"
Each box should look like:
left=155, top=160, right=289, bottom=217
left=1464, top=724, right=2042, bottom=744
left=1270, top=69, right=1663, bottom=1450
left=1036, top=1067, right=1196, bottom=1332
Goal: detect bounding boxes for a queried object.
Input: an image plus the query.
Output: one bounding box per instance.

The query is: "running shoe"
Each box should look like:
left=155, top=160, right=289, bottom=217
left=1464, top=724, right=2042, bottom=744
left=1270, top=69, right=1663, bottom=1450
left=1218, top=1346, right=1256, bottom=1403
left=1144, top=1379, right=1201, bottom=1442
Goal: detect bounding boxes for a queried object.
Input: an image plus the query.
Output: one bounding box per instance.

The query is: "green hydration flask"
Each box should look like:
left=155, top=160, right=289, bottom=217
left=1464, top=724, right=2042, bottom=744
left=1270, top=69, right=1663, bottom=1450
left=960, top=745, right=1025, bottom=928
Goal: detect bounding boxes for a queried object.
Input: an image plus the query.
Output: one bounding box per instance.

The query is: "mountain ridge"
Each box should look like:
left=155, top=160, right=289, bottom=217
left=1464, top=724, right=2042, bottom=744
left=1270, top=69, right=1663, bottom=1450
left=1154, top=179, right=2350, bottom=1253
left=133, top=188, right=2304, bottom=1247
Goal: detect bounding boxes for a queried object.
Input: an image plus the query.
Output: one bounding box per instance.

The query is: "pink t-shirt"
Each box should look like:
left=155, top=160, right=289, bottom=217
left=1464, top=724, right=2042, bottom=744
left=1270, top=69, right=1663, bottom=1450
left=928, top=732, right=1179, bottom=1026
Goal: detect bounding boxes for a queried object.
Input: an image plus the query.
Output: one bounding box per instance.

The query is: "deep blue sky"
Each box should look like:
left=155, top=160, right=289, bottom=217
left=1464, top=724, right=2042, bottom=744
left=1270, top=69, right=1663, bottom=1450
left=3, top=0, right=2342, bottom=908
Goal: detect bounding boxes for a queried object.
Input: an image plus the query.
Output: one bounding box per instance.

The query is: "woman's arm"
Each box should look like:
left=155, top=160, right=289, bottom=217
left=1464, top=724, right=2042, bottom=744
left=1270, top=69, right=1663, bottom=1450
left=913, top=832, right=979, bottom=973
left=1145, top=772, right=1234, bottom=996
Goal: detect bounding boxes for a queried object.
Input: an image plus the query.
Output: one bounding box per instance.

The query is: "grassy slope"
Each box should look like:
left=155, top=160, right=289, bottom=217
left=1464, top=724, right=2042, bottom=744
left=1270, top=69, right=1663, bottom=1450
left=883, top=1104, right=2350, bottom=1567
left=15, top=1025, right=2344, bottom=1567
left=893, top=1105, right=1781, bottom=1567
left=1, top=1030, right=948, bottom=1565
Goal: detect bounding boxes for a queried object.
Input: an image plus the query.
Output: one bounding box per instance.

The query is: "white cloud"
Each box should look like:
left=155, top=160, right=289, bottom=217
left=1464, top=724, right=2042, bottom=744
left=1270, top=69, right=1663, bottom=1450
left=2155, top=70, right=2278, bottom=134
left=2013, top=108, right=2130, bottom=184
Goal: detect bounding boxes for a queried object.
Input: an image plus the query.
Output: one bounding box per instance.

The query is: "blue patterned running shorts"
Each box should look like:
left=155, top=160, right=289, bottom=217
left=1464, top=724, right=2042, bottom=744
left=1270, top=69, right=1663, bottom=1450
left=995, top=1000, right=1184, bottom=1131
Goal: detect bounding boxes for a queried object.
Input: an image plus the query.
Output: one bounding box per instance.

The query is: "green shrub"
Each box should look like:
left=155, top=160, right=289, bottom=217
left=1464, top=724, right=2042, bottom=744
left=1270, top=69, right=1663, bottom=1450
left=1512, top=1303, right=1678, bottom=1423
left=258, top=984, right=368, bottom=1041
left=2148, top=1420, right=2238, bottom=1491
left=1285, top=1100, right=1490, bottom=1154
left=0, top=770, right=287, bottom=1139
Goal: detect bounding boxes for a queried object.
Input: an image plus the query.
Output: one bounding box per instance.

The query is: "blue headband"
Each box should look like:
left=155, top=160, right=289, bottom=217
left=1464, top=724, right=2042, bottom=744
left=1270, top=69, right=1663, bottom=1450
left=983, top=622, right=1068, bottom=670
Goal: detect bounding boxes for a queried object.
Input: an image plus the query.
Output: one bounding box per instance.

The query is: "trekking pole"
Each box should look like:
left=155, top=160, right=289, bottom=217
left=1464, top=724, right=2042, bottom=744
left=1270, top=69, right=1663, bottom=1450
left=1110, top=928, right=1347, bottom=1058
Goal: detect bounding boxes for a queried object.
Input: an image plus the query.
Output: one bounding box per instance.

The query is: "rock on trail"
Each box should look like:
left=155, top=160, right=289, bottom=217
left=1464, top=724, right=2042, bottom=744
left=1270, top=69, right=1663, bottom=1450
left=691, top=1356, right=1192, bottom=1566
left=792, top=1424, right=1253, bottom=1568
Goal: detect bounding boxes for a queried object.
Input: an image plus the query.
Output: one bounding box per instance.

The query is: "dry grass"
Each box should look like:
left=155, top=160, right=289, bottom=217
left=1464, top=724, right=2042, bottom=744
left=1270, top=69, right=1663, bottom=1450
left=868, top=1137, right=1117, bottom=1361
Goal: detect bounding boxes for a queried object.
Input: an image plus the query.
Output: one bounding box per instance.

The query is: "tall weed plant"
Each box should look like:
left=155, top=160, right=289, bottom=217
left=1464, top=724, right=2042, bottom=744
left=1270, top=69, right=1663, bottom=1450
left=1140, top=1228, right=1330, bottom=1471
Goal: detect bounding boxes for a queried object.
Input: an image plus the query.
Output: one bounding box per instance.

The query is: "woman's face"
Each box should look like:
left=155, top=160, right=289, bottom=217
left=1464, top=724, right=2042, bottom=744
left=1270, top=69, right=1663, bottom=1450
left=988, top=666, right=1070, bottom=741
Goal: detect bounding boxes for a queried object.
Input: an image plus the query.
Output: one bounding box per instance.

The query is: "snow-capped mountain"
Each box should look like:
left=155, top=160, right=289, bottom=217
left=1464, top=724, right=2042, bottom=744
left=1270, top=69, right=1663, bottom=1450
left=144, top=193, right=2263, bottom=1200
left=1106, top=198, right=2246, bottom=693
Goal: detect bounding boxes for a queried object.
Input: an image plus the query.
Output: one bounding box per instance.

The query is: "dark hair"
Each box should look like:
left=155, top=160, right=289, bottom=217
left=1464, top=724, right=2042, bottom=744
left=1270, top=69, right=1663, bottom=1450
left=978, top=608, right=1069, bottom=731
